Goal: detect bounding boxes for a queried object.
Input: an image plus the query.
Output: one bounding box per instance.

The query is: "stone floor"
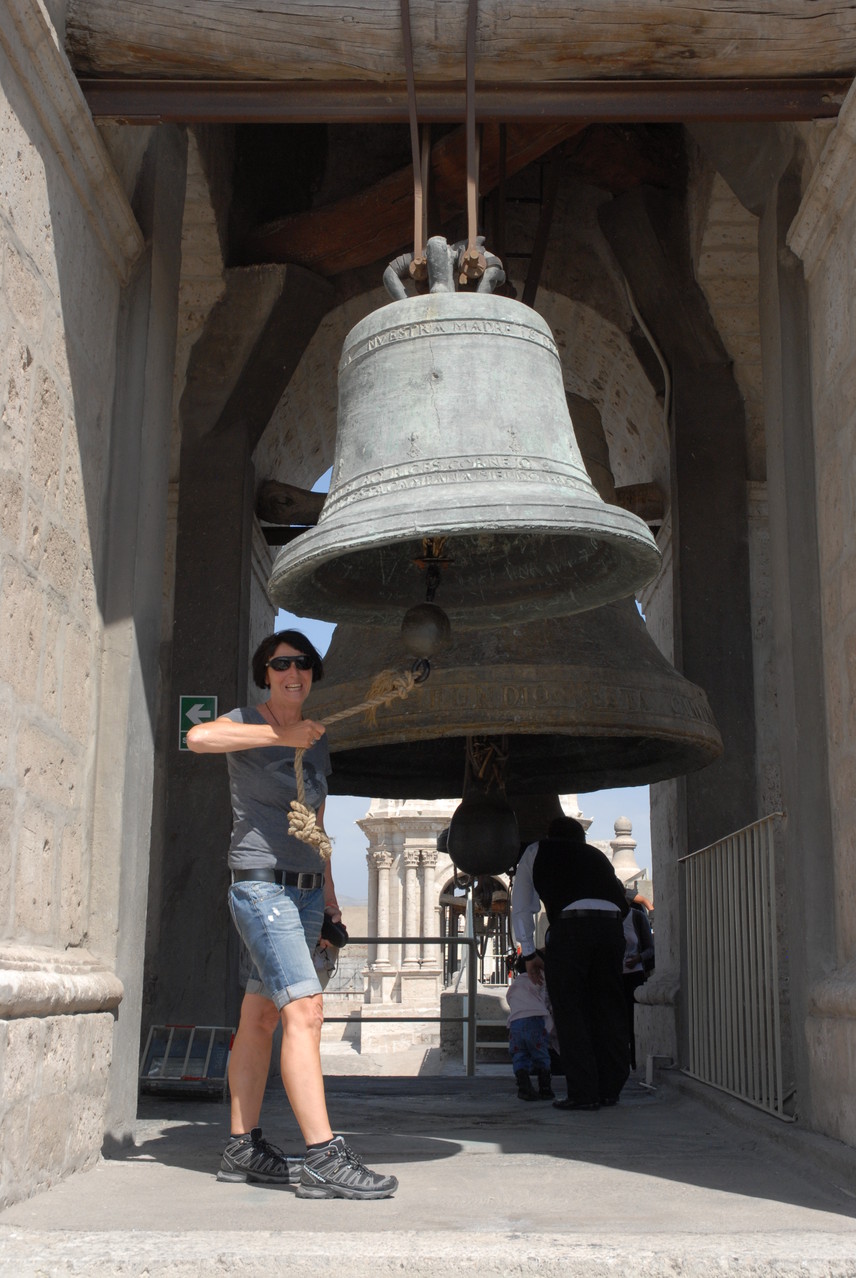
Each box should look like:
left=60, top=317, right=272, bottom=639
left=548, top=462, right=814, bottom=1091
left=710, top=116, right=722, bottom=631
left=2, top=1060, right=856, bottom=1276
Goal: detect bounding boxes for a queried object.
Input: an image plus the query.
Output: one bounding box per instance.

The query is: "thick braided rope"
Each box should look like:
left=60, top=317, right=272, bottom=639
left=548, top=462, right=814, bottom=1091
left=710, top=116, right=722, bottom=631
left=288, top=668, right=420, bottom=859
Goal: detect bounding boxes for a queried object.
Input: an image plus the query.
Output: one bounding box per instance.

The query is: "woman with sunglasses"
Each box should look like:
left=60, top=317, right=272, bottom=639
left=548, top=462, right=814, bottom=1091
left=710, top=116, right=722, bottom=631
left=186, top=629, right=398, bottom=1200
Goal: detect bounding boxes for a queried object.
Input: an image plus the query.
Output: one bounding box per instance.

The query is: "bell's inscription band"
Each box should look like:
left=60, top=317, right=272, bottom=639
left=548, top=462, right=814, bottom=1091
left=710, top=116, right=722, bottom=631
left=341, top=316, right=560, bottom=369
left=401, top=680, right=717, bottom=726
left=324, top=454, right=594, bottom=517
left=315, top=678, right=716, bottom=732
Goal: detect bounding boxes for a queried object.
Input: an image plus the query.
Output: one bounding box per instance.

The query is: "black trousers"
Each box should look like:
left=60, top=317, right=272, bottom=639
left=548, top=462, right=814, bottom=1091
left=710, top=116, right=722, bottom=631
left=544, top=915, right=629, bottom=1104
left=623, top=970, right=647, bottom=1070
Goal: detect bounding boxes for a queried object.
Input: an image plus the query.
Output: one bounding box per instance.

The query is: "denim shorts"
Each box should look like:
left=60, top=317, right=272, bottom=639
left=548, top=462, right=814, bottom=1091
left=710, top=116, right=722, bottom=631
left=227, top=879, right=325, bottom=1009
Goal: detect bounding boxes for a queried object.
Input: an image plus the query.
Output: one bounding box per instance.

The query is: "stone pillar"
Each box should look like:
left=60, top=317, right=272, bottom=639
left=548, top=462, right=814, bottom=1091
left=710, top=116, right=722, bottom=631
left=388, top=830, right=405, bottom=969
left=773, top=100, right=856, bottom=1139
left=421, top=849, right=439, bottom=966
left=402, top=848, right=422, bottom=968
left=372, top=850, right=393, bottom=969
left=366, top=848, right=378, bottom=967
left=599, top=182, right=758, bottom=1070
left=91, top=125, right=188, bottom=1142
left=366, top=849, right=397, bottom=1005
left=146, top=262, right=333, bottom=1032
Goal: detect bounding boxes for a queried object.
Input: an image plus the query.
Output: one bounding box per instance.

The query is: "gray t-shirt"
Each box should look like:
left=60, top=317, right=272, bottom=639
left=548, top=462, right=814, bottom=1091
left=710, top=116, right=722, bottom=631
left=224, top=706, right=331, bottom=873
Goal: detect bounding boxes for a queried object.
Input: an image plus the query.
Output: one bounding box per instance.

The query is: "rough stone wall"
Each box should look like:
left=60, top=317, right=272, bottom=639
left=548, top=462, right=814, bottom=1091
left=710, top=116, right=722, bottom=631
left=0, top=0, right=141, bottom=1206
left=788, top=83, right=856, bottom=1143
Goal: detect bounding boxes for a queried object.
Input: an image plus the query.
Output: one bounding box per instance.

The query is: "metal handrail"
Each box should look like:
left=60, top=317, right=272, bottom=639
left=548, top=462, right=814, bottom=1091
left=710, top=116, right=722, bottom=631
left=320, top=934, right=479, bottom=1075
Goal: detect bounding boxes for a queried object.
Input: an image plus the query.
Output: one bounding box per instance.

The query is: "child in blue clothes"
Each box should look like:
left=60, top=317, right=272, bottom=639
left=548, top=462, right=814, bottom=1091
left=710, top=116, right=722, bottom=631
left=506, top=953, right=555, bottom=1101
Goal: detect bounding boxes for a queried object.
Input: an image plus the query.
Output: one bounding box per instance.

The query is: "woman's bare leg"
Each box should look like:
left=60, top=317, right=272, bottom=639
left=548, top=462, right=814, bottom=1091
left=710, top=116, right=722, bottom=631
left=227, top=991, right=279, bottom=1133
left=279, top=994, right=333, bottom=1145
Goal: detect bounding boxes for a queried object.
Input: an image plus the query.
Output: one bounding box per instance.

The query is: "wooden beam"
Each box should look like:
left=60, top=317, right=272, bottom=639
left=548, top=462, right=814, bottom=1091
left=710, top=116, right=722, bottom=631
left=79, top=78, right=849, bottom=125
left=67, top=1, right=856, bottom=81
left=240, top=121, right=584, bottom=274
left=256, top=480, right=325, bottom=525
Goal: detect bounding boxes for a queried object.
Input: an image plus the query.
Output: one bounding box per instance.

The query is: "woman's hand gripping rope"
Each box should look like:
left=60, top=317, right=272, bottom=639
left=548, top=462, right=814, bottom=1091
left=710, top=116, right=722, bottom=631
left=287, top=667, right=424, bottom=858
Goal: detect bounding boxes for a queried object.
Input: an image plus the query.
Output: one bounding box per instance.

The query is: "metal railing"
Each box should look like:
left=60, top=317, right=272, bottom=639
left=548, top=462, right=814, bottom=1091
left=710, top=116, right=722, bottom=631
left=322, top=930, right=479, bottom=1075
left=679, top=812, right=792, bottom=1119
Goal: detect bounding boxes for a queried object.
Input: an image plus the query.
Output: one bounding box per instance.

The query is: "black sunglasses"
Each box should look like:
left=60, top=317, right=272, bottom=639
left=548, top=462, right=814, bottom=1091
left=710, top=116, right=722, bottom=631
left=267, top=655, right=313, bottom=672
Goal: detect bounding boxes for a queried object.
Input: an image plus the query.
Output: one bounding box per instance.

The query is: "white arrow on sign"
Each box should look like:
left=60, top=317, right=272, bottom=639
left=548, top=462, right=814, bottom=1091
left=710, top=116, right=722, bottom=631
left=186, top=703, right=213, bottom=725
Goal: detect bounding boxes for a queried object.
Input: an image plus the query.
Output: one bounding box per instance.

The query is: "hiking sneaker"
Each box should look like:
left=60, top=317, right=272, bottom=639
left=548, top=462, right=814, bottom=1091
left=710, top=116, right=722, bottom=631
left=217, top=1128, right=303, bottom=1185
left=296, top=1136, right=398, bottom=1200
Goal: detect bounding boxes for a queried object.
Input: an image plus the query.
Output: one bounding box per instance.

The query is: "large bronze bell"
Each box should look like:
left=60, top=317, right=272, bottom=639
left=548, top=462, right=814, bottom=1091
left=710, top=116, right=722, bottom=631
left=309, top=601, right=722, bottom=798
left=268, top=291, right=660, bottom=627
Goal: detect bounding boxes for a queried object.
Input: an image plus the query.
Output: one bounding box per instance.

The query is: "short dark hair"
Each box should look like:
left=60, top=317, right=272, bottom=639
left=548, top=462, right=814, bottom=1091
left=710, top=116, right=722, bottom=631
left=251, top=629, right=324, bottom=689
left=547, top=815, right=587, bottom=843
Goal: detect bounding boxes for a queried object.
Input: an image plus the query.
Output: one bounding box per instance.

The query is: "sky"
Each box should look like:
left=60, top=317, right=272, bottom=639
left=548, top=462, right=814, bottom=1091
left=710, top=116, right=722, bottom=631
left=274, top=605, right=652, bottom=903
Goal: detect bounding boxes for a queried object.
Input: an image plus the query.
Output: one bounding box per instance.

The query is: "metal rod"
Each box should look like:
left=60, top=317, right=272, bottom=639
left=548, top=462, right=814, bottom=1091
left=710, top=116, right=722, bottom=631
left=400, top=0, right=424, bottom=262
left=466, top=902, right=477, bottom=1077
left=465, top=0, right=479, bottom=255
left=324, top=935, right=479, bottom=1076
left=78, top=78, right=849, bottom=125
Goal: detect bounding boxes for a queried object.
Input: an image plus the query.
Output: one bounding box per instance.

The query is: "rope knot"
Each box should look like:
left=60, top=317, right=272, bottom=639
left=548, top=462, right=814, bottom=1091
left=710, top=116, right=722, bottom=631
left=288, top=799, right=332, bottom=861
left=288, top=664, right=423, bottom=855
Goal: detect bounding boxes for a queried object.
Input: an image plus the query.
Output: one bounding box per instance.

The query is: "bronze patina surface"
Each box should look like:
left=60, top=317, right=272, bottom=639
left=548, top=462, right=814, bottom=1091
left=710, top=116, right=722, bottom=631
left=310, top=598, right=722, bottom=798
left=269, top=292, right=660, bottom=626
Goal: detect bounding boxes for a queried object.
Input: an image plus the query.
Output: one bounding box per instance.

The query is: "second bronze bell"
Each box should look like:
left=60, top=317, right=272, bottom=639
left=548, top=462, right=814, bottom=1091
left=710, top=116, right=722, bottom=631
left=309, top=597, right=722, bottom=799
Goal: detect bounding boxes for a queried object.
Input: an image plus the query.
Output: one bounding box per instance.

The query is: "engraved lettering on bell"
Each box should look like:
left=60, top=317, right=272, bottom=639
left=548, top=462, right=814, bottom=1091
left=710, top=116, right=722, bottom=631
left=269, top=291, right=661, bottom=627
left=343, top=316, right=559, bottom=369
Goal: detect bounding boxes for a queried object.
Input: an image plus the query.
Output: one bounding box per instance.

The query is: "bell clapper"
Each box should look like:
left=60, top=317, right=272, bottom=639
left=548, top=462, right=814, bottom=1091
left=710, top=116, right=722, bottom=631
left=400, top=602, right=451, bottom=660
left=401, top=535, right=453, bottom=660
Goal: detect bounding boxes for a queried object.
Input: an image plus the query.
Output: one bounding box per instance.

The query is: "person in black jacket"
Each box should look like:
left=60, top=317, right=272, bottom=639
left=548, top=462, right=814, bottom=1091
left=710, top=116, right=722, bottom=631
left=511, top=815, right=630, bottom=1111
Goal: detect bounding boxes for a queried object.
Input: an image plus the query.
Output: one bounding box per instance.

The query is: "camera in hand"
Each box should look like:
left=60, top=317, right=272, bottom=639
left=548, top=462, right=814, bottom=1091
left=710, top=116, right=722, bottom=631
left=321, top=915, right=349, bottom=948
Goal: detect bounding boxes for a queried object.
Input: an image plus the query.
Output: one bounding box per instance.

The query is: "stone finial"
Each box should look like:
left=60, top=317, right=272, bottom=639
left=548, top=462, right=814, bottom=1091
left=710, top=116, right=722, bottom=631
left=610, top=816, right=642, bottom=885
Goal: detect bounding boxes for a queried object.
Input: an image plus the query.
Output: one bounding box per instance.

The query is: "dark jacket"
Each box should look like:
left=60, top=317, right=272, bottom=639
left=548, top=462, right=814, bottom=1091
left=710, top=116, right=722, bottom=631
left=531, top=837, right=630, bottom=925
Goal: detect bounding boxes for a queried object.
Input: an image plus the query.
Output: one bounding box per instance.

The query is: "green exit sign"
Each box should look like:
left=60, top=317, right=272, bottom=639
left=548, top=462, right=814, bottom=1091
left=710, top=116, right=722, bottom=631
left=179, top=695, right=218, bottom=749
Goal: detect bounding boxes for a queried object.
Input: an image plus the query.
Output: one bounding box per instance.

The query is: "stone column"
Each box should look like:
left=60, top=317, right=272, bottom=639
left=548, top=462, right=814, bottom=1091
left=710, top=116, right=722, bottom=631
left=402, top=848, right=422, bottom=968
left=421, top=850, right=439, bottom=966
left=599, top=182, right=758, bottom=1070
left=371, top=850, right=393, bottom=969
left=366, top=848, right=378, bottom=967
left=770, top=111, right=853, bottom=1138
left=91, top=126, right=188, bottom=1141
left=148, top=261, right=333, bottom=1032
